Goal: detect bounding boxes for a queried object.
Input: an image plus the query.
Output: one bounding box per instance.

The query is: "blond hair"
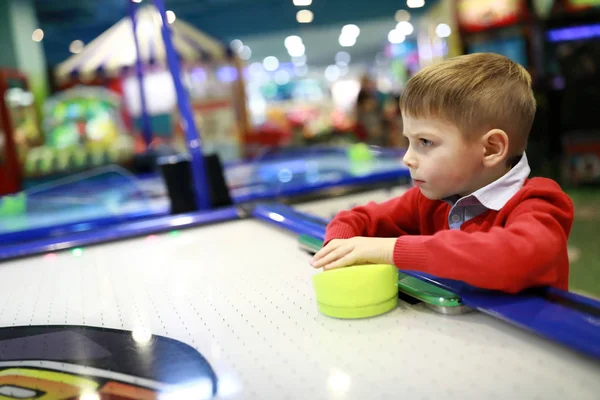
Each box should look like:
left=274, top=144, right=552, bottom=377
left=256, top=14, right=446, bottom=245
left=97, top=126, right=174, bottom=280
left=400, top=53, right=536, bottom=156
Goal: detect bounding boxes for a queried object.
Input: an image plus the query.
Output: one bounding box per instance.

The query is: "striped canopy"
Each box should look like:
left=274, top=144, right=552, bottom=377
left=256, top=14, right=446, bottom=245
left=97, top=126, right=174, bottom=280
left=55, top=6, right=234, bottom=82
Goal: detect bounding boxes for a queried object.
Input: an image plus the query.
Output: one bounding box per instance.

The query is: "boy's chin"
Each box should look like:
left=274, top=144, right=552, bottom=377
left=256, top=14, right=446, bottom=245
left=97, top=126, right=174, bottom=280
left=417, top=187, right=445, bottom=201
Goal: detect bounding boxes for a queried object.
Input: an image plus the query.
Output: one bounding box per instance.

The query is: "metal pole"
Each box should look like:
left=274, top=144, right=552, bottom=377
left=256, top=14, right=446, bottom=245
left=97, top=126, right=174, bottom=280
left=152, top=0, right=211, bottom=210
left=128, top=0, right=154, bottom=149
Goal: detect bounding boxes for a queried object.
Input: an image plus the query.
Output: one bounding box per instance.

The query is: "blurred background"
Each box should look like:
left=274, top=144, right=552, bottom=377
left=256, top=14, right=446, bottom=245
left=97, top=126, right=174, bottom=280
left=0, top=0, right=598, bottom=296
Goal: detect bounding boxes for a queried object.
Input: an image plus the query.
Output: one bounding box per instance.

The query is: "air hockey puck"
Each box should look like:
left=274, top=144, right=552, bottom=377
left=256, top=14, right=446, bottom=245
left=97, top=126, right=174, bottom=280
left=312, top=264, right=398, bottom=319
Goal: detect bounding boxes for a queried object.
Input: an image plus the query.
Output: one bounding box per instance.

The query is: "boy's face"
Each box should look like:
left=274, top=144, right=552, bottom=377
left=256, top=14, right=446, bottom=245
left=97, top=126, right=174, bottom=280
left=402, top=117, right=485, bottom=200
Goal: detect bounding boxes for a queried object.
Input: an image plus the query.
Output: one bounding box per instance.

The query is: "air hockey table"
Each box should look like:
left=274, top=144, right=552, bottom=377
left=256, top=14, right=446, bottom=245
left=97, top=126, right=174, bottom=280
left=0, top=146, right=409, bottom=246
left=0, top=199, right=598, bottom=399
left=225, top=146, right=410, bottom=203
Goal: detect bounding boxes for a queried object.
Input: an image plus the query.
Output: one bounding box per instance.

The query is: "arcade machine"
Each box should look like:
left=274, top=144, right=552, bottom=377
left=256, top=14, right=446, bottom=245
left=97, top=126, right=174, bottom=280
left=23, top=86, right=135, bottom=181
left=456, top=0, right=533, bottom=71
left=0, top=69, right=41, bottom=196
left=542, top=0, right=600, bottom=184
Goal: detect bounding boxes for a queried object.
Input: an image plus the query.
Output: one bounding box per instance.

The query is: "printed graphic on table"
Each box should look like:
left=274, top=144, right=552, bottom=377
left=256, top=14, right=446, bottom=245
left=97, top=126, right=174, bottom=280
left=0, top=325, right=217, bottom=399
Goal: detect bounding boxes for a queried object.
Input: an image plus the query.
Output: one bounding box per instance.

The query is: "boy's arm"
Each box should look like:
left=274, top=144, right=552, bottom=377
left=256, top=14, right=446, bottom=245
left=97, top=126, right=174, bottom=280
left=324, top=187, right=422, bottom=244
left=394, top=191, right=574, bottom=293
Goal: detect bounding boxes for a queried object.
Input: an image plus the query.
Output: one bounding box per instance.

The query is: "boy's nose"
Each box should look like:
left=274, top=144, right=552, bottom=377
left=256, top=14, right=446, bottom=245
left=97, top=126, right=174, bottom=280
left=403, top=148, right=417, bottom=169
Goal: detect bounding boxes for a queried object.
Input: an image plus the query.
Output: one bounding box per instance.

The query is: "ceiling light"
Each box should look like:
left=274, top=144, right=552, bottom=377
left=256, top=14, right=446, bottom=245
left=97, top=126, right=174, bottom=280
left=32, top=29, right=44, bottom=42
left=238, top=45, right=252, bottom=60
left=407, top=0, right=425, bottom=8
left=396, top=21, right=414, bottom=35
left=341, top=24, right=360, bottom=38
left=69, top=40, right=84, bottom=54
left=285, top=35, right=303, bottom=49
left=395, top=10, right=411, bottom=22
left=293, top=0, right=312, bottom=5
left=166, top=10, right=176, bottom=24
left=435, top=23, right=452, bottom=38
left=388, top=29, right=405, bottom=44
left=288, top=43, right=305, bottom=57
left=230, top=39, right=243, bottom=51
left=335, top=51, right=351, bottom=65
left=325, top=65, right=341, bottom=82
left=263, top=56, right=279, bottom=72
left=297, top=10, right=314, bottom=23
left=339, top=35, right=356, bottom=47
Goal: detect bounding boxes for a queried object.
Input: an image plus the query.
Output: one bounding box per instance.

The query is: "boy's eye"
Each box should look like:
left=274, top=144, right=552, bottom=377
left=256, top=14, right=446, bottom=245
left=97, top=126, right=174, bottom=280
left=420, top=138, right=433, bottom=147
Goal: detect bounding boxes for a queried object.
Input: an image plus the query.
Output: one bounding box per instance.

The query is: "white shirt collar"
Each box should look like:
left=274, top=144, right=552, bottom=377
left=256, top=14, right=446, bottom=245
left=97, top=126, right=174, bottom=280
left=446, top=153, right=531, bottom=211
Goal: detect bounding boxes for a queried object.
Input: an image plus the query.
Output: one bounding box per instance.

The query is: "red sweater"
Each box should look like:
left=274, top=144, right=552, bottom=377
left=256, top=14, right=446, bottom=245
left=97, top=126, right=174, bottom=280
left=324, top=178, right=574, bottom=293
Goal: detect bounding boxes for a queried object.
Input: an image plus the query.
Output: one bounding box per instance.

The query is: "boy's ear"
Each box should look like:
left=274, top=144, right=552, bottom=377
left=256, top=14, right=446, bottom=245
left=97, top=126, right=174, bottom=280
left=481, top=129, right=509, bottom=168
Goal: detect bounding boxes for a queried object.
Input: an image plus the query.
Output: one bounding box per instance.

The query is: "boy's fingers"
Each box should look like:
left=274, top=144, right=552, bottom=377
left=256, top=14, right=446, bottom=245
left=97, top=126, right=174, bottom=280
left=312, top=246, right=352, bottom=269
left=313, top=239, right=343, bottom=261
left=323, top=253, right=356, bottom=271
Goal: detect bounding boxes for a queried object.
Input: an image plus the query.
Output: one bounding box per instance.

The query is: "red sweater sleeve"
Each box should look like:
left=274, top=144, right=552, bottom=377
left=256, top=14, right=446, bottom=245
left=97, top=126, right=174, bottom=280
left=324, top=187, right=421, bottom=244
left=393, top=188, right=574, bottom=293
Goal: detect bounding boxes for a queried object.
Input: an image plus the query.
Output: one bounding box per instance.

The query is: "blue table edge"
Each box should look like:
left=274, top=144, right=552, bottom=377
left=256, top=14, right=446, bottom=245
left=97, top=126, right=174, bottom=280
left=0, top=208, right=169, bottom=246
left=0, top=207, right=240, bottom=261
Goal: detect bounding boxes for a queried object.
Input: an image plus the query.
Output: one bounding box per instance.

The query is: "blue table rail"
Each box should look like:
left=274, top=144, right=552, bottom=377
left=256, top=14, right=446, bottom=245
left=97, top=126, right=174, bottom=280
left=0, top=207, right=240, bottom=261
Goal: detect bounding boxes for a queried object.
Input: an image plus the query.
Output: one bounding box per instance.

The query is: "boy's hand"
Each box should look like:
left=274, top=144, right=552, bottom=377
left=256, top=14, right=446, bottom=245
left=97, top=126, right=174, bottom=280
left=311, top=237, right=396, bottom=271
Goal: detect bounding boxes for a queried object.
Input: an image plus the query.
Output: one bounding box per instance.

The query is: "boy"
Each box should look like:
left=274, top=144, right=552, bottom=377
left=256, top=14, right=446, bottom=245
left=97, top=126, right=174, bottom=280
left=311, top=53, right=574, bottom=294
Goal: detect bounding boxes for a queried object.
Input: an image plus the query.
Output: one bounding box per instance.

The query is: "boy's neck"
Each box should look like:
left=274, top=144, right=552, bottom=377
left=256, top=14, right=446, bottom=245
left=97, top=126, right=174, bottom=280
left=458, top=163, right=513, bottom=198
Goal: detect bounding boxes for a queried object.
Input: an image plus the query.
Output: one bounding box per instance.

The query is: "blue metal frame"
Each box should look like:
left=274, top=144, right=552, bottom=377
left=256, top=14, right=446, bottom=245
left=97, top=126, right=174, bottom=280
left=252, top=203, right=328, bottom=238
left=152, top=0, right=211, bottom=211
left=255, top=203, right=600, bottom=360
left=129, top=0, right=153, bottom=148
left=0, top=208, right=168, bottom=246
left=0, top=207, right=239, bottom=262
left=461, top=288, right=600, bottom=360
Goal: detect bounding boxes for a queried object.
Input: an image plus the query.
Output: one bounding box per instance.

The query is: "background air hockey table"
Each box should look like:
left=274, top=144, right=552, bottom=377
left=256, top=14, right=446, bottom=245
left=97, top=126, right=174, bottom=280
left=0, top=212, right=598, bottom=399
left=0, top=146, right=409, bottom=245
left=226, top=146, right=410, bottom=203
left=0, top=166, right=169, bottom=245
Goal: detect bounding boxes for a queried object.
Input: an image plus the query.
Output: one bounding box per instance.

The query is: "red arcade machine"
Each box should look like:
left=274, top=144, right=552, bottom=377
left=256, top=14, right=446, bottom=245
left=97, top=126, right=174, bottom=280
left=0, top=69, right=40, bottom=195
left=456, top=0, right=533, bottom=68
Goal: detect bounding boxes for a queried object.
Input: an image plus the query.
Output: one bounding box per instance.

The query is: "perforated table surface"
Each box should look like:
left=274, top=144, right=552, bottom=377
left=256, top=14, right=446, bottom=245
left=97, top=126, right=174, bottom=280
left=0, top=219, right=598, bottom=399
